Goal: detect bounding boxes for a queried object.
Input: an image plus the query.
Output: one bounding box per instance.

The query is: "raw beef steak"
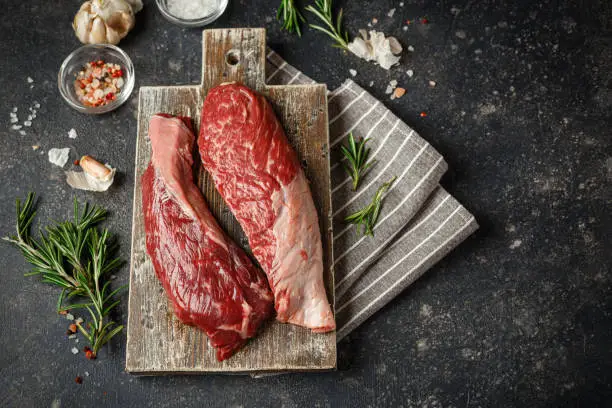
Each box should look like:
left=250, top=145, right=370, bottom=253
left=142, top=113, right=273, bottom=361
left=198, top=84, right=335, bottom=333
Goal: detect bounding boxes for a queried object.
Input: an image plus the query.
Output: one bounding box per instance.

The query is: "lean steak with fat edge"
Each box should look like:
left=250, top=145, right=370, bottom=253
left=142, top=113, right=274, bottom=361
left=198, top=83, right=335, bottom=333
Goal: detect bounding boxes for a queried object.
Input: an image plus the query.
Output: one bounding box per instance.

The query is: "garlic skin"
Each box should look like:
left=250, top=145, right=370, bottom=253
left=66, top=155, right=116, bottom=192
left=348, top=30, right=403, bottom=70
left=73, top=0, right=138, bottom=45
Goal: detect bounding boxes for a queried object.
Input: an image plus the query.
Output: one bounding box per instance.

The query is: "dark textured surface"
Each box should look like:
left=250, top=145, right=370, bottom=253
left=0, top=0, right=610, bottom=407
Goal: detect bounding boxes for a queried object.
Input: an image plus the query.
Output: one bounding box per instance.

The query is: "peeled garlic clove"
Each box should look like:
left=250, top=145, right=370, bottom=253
left=81, top=155, right=112, bottom=181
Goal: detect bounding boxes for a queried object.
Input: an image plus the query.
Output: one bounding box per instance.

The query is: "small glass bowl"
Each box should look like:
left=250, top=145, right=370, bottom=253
left=58, top=44, right=135, bottom=114
left=156, top=0, right=228, bottom=27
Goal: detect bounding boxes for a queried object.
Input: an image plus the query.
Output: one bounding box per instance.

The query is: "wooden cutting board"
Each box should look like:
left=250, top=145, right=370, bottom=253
left=125, top=28, right=336, bottom=374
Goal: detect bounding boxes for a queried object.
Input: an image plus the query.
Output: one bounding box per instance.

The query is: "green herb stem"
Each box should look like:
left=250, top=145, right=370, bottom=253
left=305, top=0, right=350, bottom=50
left=345, top=177, right=397, bottom=236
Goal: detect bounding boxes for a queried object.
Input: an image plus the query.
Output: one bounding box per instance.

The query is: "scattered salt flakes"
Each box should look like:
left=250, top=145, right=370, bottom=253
left=372, top=18, right=378, bottom=25
left=393, top=87, right=406, bottom=99
left=84, top=371, right=90, bottom=377
left=348, top=30, right=402, bottom=70
left=66, top=313, right=75, bottom=320
left=387, top=8, right=396, bottom=17
left=407, top=45, right=415, bottom=52
left=11, top=124, right=22, bottom=130
left=406, top=69, right=414, bottom=77
left=27, top=77, right=34, bottom=83
left=68, top=128, right=78, bottom=139
left=12, top=107, right=17, bottom=113
left=509, top=239, right=522, bottom=249
left=32, top=145, right=40, bottom=150
left=349, top=69, right=357, bottom=77
left=48, top=148, right=71, bottom=168
left=68, top=334, right=77, bottom=339
left=71, top=347, right=79, bottom=354
left=19, top=130, right=26, bottom=136
left=24, top=121, right=32, bottom=127
left=368, top=81, right=374, bottom=87
left=390, top=79, right=398, bottom=87
left=385, top=85, right=394, bottom=94
left=75, top=317, right=84, bottom=324
left=34, top=102, right=40, bottom=108
left=428, top=80, right=437, bottom=88
left=403, top=26, right=408, bottom=31
left=455, top=30, right=467, bottom=39
left=10, top=117, right=18, bottom=123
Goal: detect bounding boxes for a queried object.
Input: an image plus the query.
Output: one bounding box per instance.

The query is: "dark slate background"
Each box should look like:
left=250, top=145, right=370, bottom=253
left=1, top=1, right=610, bottom=407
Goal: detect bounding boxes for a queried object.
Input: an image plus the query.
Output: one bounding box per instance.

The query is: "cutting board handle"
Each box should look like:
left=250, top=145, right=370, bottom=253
left=201, top=28, right=267, bottom=92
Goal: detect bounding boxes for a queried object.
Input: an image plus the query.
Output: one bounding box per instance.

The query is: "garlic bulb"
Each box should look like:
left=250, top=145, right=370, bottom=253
left=73, top=0, right=142, bottom=45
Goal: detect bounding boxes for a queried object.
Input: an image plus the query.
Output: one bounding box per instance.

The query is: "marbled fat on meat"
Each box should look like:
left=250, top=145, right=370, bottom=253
left=142, top=114, right=274, bottom=361
left=198, top=84, right=335, bottom=333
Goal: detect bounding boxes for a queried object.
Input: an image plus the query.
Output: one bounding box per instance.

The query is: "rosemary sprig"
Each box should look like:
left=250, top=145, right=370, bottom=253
left=305, top=0, right=350, bottom=50
left=341, top=132, right=375, bottom=191
left=345, top=176, right=397, bottom=236
left=3, top=193, right=126, bottom=356
left=277, top=0, right=306, bottom=36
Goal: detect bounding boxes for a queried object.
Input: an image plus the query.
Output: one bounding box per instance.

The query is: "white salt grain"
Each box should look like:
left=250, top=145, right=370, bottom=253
left=12, top=107, right=17, bottom=113
left=49, top=148, right=71, bottom=168
left=19, top=130, right=26, bottom=136
left=390, top=79, right=398, bottom=87
left=385, top=85, right=393, bottom=94
left=10, top=112, right=16, bottom=118
left=406, top=69, right=414, bottom=77
left=369, top=81, right=374, bottom=86
left=68, top=334, right=77, bottom=339
left=407, top=45, right=415, bottom=52
left=349, top=69, right=357, bottom=77
left=71, top=347, right=79, bottom=354
left=68, top=128, right=78, bottom=139
left=84, top=371, right=90, bottom=377
left=10, top=118, right=18, bottom=123
left=166, top=0, right=217, bottom=19
left=400, top=2, right=404, bottom=6
left=27, top=115, right=32, bottom=121
left=27, top=77, right=34, bottom=83
left=34, top=102, right=40, bottom=108
left=429, top=80, right=437, bottom=87
left=403, top=26, right=408, bottom=31
left=11, top=124, right=22, bottom=130
left=387, top=8, right=396, bottom=17
left=24, top=121, right=32, bottom=127
left=75, top=339, right=79, bottom=343
left=66, top=313, right=75, bottom=320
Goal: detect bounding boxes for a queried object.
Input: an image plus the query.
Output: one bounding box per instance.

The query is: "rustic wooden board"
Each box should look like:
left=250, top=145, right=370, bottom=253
left=125, top=28, right=336, bottom=374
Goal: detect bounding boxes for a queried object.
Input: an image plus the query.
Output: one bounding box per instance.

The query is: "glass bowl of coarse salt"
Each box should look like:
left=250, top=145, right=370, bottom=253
left=156, top=0, right=228, bottom=27
left=58, top=44, right=135, bottom=114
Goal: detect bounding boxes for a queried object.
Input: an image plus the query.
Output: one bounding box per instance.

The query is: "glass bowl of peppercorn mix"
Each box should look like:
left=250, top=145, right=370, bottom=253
left=58, top=44, right=135, bottom=114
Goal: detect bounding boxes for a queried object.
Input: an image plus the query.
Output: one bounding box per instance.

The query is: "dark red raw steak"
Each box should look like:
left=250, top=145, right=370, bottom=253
left=198, top=84, right=335, bottom=333
left=142, top=113, right=273, bottom=361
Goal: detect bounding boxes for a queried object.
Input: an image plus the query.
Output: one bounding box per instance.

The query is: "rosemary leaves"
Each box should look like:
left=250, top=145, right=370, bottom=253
left=3, top=193, right=125, bottom=356
left=277, top=0, right=305, bottom=36
left=345, top=177, right=397, bottom=237
left=341, top=132, right=375, bottom=191
left=305, top=0, right=349, bottom=50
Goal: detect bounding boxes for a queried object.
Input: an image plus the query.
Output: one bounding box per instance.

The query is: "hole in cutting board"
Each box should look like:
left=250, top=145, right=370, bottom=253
left=225, top=50, right=240, bottom=66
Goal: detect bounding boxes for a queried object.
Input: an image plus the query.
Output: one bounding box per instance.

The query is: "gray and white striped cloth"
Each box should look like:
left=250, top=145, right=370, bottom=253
left=266, top=50, right=478, bottom=341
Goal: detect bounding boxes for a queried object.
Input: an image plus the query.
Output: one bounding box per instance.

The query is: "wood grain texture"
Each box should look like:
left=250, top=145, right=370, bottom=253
left=126, top=28, right=336, bottom=374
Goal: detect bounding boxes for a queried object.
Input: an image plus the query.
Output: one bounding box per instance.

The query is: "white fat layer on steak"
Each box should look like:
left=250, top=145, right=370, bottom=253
left=270, top=172, right=334, bottom=330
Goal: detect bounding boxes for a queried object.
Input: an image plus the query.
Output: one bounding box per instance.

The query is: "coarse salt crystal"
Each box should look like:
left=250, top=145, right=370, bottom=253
left=71, top=347, right=79, bottom=354
left=388, top=8, right=396, bottom=17
left=66, top=313, right=75, bottom=320
left=85, top=371, right=90, bottom=377
left=19, top=130, right=26, bottom=136
left=349, top=69, right=357, bottom=77
left=116, top=77, right=125, bottom=88
left=10, top=118, right=18, bottom=123
left=9, top=112, right=16, bottom=117
left=385, top=85, right=394, bottom=94
left=400, top=2, right=404, bottom=6
left=406, top=69, right=414, bottom=77
left=390, top=79, right=398, bottom=87
left=34, top=102, right=40, bottom=108
left=68, top=334, right=77, bottom=339
left=166, top=0, right=218, bottom=19
left=407, top=45, right=415, bottom=52
left=32, top=114, right=36, bottom=119
left=429, top=80, right=437, bottom=87
left=403, top=26, right=408, bottom=31
left=68, top=128, right=78, bottom=139
left=11, top=124, right=22, bottom=130
left=12, top=107, right=17, bottom=113
left=27, top=115, right=32, bottom=121
left=27, top=77, right=33, bottom=83
left=93, top=89, right=104, bottom=99
left=30, top=85, right=34, bottom=89
left=24, top=121, right=32, bottom=127
left=75, top=339, right=79, bottom=343
left=369, top=81, right=374, bottom=86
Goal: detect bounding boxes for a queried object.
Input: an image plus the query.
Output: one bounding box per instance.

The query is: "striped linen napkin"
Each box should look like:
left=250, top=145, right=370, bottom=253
left=265, top=50, right=479, bottom=341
